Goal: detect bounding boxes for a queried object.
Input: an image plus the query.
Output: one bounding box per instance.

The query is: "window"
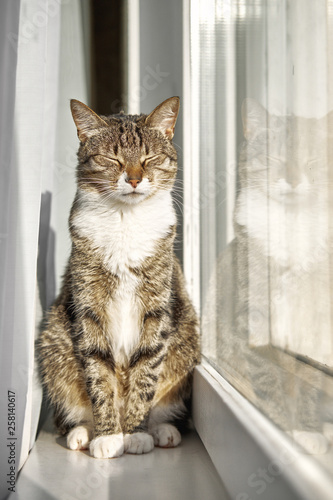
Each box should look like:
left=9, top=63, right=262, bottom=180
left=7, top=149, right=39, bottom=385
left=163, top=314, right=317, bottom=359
left=185, top=0, right=333, bottom=483
left=3, top=1, right=333, bottom=497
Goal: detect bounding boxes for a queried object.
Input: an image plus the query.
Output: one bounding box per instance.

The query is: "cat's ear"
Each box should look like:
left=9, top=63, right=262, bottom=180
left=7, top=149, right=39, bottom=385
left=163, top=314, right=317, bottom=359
left=145, top=96, right=180, bottom=140
left=241, top=98, right=267, bottom=140
left=70, top=99, right=108, bottom=143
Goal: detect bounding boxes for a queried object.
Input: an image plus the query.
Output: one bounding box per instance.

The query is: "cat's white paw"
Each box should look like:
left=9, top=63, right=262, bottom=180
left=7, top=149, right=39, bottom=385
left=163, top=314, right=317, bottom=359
left=67, top=425, right=92, bottom=450
left=151, top=423, right=181, bottom=448
left=124, top=432, right=154, bottom=454
left=89, top=434, right=124, bottom=459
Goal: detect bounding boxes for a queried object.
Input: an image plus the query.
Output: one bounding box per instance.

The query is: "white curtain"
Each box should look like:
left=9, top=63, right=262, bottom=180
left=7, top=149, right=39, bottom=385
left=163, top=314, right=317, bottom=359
left=0, top=1, right=89, bottom=497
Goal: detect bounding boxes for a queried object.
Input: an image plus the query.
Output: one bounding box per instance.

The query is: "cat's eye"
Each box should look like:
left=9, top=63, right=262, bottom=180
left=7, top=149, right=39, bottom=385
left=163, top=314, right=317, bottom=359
left=93, top=155, right=123, bottom=168
left=103, top=156, right=122, bottom=166
left=141, top=155, right=160, bottom=168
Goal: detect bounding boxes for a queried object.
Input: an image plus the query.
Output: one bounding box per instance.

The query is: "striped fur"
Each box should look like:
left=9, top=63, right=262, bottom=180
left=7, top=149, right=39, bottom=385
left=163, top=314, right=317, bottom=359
left=38, top=97, right=200, bottom=458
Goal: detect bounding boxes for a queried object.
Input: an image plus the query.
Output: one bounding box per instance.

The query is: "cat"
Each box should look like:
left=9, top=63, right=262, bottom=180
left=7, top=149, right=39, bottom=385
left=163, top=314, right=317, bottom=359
left=37, top=96, right=200, bottom=459
left=202, top=98, right=333, bottom=453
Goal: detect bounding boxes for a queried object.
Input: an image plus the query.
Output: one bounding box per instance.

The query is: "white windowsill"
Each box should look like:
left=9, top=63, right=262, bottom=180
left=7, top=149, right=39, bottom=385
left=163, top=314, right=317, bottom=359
left=11, top=408, right=229, bottom=500
left=193, top=360, right=333, bottom=500
left=11, top=361, right=333, bottom=500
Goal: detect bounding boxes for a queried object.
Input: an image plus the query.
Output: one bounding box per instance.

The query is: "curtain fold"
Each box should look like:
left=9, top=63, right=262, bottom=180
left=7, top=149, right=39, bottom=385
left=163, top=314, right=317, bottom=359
left=0, top=1, right=89, bottom=497
left=0, top=2, right=61, bottom=494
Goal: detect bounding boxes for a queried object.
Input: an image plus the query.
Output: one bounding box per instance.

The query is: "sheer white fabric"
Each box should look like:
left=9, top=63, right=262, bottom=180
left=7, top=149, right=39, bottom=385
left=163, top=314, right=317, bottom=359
left=0, top=0, right=89, bottom=494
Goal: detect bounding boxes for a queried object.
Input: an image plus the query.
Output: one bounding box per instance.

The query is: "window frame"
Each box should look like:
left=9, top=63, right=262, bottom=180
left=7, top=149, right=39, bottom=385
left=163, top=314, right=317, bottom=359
left=193, top=361, right=333, bottom=500
left=182, top=1, right=333, bottom=498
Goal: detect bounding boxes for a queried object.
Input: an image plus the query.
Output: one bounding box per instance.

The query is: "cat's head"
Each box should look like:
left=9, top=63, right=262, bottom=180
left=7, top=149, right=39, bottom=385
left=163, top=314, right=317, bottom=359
left=240, top=98, right=331, bottom=206
left=70, top=97, right=180, bottom=205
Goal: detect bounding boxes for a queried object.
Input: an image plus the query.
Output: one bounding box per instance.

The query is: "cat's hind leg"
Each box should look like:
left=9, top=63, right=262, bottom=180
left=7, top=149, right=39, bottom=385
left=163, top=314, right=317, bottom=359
left=38, top=305, right=93, bottom=447
left=150, top=422, right=181, bottom=448
left=148, top=398, right=187, bottom=448
left=67, top=425, right=93, bottom=450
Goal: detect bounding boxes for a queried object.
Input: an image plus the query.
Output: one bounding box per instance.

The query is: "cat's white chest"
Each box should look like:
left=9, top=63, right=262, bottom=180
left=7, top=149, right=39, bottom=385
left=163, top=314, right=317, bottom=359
left=73, top=189, right=176, bottom=360
left=73, top=189, right=175, bottom=273
left=108, top=271, right=141, bottom=362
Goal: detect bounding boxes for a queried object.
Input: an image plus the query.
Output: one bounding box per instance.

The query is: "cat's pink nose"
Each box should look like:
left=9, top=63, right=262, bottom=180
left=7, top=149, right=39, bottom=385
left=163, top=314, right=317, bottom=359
left=126, top=178, right=141, bottom=188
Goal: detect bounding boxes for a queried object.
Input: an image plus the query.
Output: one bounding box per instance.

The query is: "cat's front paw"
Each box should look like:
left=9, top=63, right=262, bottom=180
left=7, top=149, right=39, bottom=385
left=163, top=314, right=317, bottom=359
left=124, top=432, right=154, bottom=454
left=151, top=423, right=181, bottom=448
left=67, top=425, right=92, bottom=450
left=89, top=433, right=124, bottom=459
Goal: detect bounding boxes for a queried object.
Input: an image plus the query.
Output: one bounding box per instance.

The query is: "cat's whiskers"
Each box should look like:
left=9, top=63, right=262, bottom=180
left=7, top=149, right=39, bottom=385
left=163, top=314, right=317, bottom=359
left=81, top=181, right=121, bottom=206
left=99, top=190, right=120, bottom=206
left=81, top=176, right=111, bottom=182
left=80, top=169, right=185, bottom=214
left=154, top=182, right=183, bottom=193
left=154, top=181, right=182, bottom=191
left=154, top=183, right=183, bottom=198
left=172, top=141, right=182, bottom=154
left=81, top=179, right=113, bottom=192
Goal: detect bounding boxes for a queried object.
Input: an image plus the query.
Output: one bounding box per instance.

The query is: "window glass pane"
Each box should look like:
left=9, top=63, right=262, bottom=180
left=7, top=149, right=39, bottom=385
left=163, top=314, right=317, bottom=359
left=193, top=0, right=333, bottom=470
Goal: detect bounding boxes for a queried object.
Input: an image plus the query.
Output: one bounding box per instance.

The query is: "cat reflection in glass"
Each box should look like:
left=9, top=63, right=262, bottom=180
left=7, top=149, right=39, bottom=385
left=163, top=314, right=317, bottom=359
left=203, top=98, right=332, bottom=454
left=237, top=98, right=330, bottom=361
left=38, top=97, right=200, bottom=458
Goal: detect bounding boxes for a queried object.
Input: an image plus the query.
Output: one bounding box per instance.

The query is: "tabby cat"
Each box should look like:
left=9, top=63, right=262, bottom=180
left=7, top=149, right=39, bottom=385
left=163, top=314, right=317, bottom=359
left=38, top=97, right=200, bottom=459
